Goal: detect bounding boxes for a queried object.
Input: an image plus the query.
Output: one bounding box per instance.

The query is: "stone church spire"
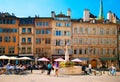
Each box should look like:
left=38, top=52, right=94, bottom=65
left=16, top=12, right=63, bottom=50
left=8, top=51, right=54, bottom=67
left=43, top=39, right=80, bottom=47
left=98, top=0, right=104, bottom=20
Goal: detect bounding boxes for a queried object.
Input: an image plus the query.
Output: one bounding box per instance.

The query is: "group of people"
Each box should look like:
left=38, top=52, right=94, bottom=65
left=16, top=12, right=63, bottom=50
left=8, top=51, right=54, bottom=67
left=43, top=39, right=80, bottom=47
left=108, top=64, right=116, bottom=76
left=82, top=64, right=92, bottom=75
left=97, top=63, right=117, bottom=76
left=0, top=61, right=60, bottom=76
left=1, top=61, right=117, bottom=76
left=41, top=62, right=59, bottom=76
left=0, top=63, right=27, bottom=75
left=82, top=63, right=117, bottom=76
left=47, top=62, right=59, bottom=76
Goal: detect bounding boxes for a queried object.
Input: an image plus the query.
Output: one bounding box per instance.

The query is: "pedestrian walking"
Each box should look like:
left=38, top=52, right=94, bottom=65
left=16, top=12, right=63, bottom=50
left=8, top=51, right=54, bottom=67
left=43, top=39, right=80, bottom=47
left=47, top=62, right=52, bottom=75
left=54, top=62, right=59, bottom=77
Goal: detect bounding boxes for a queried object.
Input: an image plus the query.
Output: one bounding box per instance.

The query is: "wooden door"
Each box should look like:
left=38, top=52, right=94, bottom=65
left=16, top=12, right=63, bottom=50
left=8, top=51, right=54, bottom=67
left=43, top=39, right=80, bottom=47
left=91, top=60, right=97, bottom=68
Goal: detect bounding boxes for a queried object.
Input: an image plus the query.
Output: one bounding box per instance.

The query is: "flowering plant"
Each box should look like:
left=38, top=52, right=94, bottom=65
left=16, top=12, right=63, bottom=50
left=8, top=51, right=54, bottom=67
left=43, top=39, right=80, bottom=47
left=60, top=61, right=74, bottom=67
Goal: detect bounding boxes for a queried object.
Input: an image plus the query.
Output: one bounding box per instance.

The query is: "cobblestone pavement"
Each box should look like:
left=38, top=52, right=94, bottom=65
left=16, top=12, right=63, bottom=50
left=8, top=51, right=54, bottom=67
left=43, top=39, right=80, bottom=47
left=0, top=70, right=120, bottom=82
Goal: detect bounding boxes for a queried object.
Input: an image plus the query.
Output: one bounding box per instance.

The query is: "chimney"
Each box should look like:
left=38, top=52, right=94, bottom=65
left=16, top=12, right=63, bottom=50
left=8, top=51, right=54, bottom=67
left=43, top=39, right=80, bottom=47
left=112, top=13, right=117, bottom=23
left=67, top=8, right=71, bottom=17
left=107, top=11, right=112, bottom=22
left=83, top=9, right=90, bottom=22
left=51, top=11, right=55, bottom=18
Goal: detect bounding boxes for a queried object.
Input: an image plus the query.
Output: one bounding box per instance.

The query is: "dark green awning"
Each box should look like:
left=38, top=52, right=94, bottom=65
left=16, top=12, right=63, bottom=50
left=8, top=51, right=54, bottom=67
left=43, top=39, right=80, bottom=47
left=99, top=57, right=117, bottom=61
left=79, top=58, right=89, bottom=61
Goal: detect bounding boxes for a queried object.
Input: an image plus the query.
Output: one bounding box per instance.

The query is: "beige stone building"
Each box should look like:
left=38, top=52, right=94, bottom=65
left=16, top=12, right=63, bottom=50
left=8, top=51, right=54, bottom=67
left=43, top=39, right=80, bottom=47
left=50, top=9, right=72, bottom=60
left=18, top=18, right=34, bottom=57
left=72, top=21, right=118, bottom=68
left=34, top=17, right=52, bottom=58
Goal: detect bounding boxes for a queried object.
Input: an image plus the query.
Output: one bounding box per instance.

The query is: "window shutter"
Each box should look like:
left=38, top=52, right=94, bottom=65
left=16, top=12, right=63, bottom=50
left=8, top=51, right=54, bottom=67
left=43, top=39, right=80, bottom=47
left=69, top=49, right=73, bottom=54
left=82, top=49, right=84, bottom=54
left=53, top=40, right=56, bottom=46
left=88, top=28, right=91, bottom=34
left=60, top=40, right=63, bottom=46
left=61, top=31, right=64, bottom=36
left=115, top=28, right=117, bottom=34
left=115, top=48, right=117, bottom=55
left=96, top=28, right=100, bottom=35
left=77, top=27, right=79, bottom=34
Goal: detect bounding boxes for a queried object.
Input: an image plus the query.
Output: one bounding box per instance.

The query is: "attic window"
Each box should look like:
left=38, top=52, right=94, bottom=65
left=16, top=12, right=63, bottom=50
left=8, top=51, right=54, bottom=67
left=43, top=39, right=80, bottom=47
left=92, top=20, right=95, bottom=23
left=79, top=19, right=83, bottom=23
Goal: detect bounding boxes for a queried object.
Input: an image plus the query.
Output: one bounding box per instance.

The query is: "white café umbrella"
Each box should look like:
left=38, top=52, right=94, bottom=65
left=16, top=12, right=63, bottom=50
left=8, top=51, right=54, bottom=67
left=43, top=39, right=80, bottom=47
left=0, top=55, right=9, bottom=59
left=17, top=57, right=32, bottom=64
left=18, top=57, right=32, bottom=60
left=54, top=58, right=65, bottom=62
left=38, top=57, right=49, bottom=61
left=8, top=56, right=18, bottom=63
left=71, top=58, right=82, bottom=62
left=9, top=56, right=18, bottom=60
left=0, top=55, right=9, bottom=64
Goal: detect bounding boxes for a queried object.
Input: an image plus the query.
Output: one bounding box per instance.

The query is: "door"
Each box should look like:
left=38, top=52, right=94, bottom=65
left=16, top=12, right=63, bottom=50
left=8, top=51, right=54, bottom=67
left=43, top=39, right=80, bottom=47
left=91, top=59, right=97, bottom=68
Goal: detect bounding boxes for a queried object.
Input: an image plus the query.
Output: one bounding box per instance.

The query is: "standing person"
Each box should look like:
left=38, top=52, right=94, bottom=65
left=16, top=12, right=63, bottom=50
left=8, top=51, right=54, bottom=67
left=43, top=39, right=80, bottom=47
left=47, top=62, right=52, bottom=75
left=54, top=62, right=59, bottom=77
left=88, top=64, right=92, bottom=74
left=82, top=64, right=87, bottom=75
left=102, top=64, right=106, bottom=74
left=41, top=63, right=46, bottom=74
left=97, top=63, right=102, bottom=75
left=30, top=62, right=33, bottom=73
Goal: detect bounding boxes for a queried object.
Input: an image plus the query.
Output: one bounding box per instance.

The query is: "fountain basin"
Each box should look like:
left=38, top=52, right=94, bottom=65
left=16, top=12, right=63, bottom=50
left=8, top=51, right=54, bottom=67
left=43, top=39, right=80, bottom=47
left=59, top=66, right=83, bottom=75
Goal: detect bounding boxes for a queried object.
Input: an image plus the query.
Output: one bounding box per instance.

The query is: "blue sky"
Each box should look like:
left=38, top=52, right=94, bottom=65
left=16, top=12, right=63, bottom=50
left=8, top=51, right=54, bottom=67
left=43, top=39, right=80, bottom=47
left=0, top=0, right=119, bottom=19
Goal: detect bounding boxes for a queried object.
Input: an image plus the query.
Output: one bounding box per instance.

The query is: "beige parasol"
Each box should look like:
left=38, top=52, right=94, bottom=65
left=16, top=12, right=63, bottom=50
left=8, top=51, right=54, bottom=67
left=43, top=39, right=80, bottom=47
left=18, top=57, right=32, bottom=60
left=0, top=55, right=9, bottom=59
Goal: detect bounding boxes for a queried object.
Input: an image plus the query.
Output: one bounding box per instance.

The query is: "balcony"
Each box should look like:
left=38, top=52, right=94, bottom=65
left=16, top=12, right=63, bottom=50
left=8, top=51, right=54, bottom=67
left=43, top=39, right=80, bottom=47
left=21, top=32, right=33, bottom=34
left=21, top=42, right=32, bottom=45
left=21, top=32, right=26, bottom=34
left=27, top=52, right=32, bottom=54
left=20, top=52, right=32, bottom=54
left=26, top=42, right=32, bottom=45
left=19, top=53, right=33, bottom=56
left=27, top=32, right=32, bottom=34
left=21, top=42, right=26, bottom=45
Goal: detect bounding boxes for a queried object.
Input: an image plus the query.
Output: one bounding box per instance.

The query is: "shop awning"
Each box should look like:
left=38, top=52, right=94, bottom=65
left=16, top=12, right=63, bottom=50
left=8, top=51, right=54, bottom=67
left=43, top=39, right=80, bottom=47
left=99, top=57, right=117, bottom=61
left=79, top=58, right=89, bottom=61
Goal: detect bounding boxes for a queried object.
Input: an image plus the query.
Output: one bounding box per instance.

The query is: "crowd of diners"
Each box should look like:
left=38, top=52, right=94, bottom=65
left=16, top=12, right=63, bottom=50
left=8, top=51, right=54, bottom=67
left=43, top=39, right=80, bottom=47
left=0, top=63, right=31, bottom=75
left=0, top=60, right=59, bottom=76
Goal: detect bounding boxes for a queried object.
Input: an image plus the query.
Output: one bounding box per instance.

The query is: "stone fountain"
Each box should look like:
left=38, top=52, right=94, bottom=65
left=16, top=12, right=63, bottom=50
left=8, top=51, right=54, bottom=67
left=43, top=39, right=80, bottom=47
left=65, top=44, right=69, bottom=62
left=59, top=43, right=82, bottom=75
